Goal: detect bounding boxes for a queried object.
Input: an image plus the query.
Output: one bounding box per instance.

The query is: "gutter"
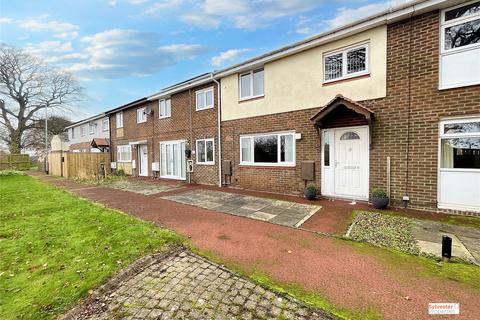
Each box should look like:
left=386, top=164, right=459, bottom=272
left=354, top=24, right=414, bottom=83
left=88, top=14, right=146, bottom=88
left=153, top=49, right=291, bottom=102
left=211, top=74, right=222, bottom=188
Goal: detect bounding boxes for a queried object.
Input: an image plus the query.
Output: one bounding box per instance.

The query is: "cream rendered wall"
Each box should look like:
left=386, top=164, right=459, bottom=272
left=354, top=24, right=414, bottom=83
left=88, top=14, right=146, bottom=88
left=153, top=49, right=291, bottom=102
left=221, top=26, right=387, bottom=121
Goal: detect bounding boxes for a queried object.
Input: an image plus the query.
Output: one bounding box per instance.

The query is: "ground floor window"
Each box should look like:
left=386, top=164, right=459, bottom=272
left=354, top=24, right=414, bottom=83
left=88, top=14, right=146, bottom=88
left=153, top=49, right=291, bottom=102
left=160, top=140, right=186, bottom=180
left=240, top=132, right=295, bottom=166
left=438, top=118, right=480, bottom=212
left=196, top=138, right=214, bottom=165
left=117, top=145, right=132, bottom=162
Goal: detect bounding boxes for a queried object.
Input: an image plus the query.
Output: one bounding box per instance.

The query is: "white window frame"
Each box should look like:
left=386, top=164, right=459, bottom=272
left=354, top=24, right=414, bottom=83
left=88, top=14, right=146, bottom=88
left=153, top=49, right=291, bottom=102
left=116, top=112, right=123, bottom=128
left=196, top=138, right=215, bottom=165
left=323, top=43, right=370, bottom=84
left=102, top=118, right=109, bottom=131
left=117, top=145, right=132, bottom=163
left=239, top=68, right=264, bottom=101
left=137, top=107, right=147, bottom=123
left=195, top=87, right=214, bottom=111
left=240, top=131, right=296, bottom=167
left=71, top=128, right=75, bottom=139
left=159, top=98, right=171, bottom=119
left=438, top=117, right=480, bottom=172
left=80, top=125, right=86, bottom=136
left=89, top=122, right=95, bottom=134
left=440, top=0, right=480, bottom=55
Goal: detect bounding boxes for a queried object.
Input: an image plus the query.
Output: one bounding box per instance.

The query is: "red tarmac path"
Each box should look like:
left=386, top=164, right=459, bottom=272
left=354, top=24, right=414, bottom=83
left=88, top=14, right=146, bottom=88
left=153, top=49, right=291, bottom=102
left=34, top=174, right=480, bottom=320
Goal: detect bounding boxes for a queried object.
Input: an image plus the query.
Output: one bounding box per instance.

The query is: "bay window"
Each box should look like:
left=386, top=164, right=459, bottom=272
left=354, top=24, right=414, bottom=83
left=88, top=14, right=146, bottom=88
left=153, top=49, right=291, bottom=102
left=117, top=145, right=132, bottom=162
left=196, top=138, right=215, bottom=165
left=240, top=132, right=295, bottom=166
left=324, top=44, right=369, bottom=82
left=239, top=68, right=264, bottom=100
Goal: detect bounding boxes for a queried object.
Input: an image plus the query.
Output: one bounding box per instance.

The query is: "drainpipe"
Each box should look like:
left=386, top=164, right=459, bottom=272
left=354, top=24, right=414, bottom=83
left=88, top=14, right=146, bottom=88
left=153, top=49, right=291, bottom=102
left=211, top=73, right=222, bottom=187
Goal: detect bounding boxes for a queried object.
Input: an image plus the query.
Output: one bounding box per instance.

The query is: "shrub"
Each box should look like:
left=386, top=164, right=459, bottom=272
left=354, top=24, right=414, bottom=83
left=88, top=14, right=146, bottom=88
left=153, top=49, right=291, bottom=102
left=0, top=170, right=26, bottom=176
left=113, top=168, right=126, bottom=177
left=305, top=184, right=317, bottom=192
left=372, top=188, right=388, bottom=198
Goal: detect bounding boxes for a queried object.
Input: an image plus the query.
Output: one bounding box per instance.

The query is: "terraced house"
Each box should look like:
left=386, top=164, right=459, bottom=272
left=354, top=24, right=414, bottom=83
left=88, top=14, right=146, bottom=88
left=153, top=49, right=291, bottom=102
left=217, top=0, right=480, bottom=215
left=108, top=74, right=220, bottom=185
left=66, top=113, right=110, bottom=152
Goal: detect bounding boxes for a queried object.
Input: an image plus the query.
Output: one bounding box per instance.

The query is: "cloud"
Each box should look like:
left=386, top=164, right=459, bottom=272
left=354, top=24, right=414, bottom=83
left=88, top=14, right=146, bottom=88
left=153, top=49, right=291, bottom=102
left=326, top=1, right=414, bottom=29
left=211, top=48, right=250, bottom=67
left=181, top=0, right=323, bottom=30
left=65, top=29, right=209, bottom=79
left=108, top=0, right=150, bottom=6
left=18, top=18, right=79, bottom=33
left=144, top=0, right=184, bottom=15
left=0, top=17, right=13, bottom=24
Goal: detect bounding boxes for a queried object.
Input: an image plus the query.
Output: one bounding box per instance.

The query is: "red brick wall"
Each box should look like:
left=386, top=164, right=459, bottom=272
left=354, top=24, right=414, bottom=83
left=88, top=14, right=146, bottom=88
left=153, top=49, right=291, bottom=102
left=110, top=82, right=219, bottom=185
left=221, top=10, right=480, bottom=215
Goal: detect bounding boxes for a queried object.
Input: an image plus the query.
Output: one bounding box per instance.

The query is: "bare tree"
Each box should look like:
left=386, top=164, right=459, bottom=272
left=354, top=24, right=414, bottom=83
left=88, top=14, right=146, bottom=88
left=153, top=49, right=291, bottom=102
left=0, top=46, right=82, bottom=154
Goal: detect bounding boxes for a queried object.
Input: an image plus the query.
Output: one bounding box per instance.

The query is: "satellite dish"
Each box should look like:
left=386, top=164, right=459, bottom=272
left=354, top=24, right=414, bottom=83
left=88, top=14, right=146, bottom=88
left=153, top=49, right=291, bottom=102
left=144, top=106, right=153, bottom=115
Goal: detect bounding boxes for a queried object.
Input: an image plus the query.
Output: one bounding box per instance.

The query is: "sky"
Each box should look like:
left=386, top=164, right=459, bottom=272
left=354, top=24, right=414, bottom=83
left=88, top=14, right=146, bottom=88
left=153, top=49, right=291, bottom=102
left=0, top=0, right=404, bottom=121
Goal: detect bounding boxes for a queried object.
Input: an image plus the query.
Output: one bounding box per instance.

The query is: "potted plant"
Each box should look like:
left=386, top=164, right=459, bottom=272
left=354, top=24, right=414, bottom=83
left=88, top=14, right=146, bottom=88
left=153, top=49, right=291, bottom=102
left=371, top=188, right=389, bottom=209
left=304, top=184, right=317, bottom=200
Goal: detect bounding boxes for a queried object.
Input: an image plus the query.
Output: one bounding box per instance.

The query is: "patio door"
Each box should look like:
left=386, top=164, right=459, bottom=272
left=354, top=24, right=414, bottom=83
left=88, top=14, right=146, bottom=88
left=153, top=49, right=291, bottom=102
left=160, top=140, right=186, bottom=180
left=322, top=126, right=369, bottom=200
left=138, top=144, right=148, bottom=177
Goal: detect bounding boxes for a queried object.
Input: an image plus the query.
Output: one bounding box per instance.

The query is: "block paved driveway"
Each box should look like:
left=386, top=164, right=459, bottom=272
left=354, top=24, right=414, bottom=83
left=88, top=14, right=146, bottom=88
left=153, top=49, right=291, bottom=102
left=162, top=189, right=320, bottom=228
left=64, top=249, right=332, bottom=320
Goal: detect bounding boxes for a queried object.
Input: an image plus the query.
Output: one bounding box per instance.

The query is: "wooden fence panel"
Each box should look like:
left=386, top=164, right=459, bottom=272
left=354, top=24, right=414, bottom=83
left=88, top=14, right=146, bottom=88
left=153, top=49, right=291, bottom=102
left=65, top=152, right=110, bottom=179
left=0, top=154, right=30, bottom=170
left=47, top=151, right=64, bottom=176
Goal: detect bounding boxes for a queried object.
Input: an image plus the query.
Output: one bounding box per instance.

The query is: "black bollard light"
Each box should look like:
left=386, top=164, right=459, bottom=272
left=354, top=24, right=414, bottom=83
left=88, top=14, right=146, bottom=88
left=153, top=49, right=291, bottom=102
left=442, top=235, right=452, bottom=261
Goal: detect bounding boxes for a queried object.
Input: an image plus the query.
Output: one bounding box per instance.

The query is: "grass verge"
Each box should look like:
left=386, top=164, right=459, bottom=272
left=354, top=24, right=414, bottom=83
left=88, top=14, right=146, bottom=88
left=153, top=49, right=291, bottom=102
left=0, top=175, right=183, bottom=319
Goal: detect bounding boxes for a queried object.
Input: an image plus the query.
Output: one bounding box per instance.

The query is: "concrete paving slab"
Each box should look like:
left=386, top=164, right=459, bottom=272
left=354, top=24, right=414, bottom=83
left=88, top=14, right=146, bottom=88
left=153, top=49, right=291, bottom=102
left=248, top=211, right=276, bottom=221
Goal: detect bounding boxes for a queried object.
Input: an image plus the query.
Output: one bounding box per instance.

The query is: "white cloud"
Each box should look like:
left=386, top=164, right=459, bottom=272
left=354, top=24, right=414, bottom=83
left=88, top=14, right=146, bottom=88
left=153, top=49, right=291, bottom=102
left=0, top=17, right=13, bottom=24
left=181, top=0, right=323, bottom=30
left=211, top=48, right=250, bottom=67
left=144, top=0, right=184, bottom=15
left=18, top=18, right=79, bottom=33
left=326, top=1, right=414, bottom=29
left=108, top=0, right=150, bottom=6
left=66, top=29, right=209, bottom=79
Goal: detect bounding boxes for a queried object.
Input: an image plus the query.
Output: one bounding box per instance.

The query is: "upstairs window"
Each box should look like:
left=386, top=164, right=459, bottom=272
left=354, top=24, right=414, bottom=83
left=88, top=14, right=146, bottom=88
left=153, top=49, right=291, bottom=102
left=196, top=88, right=214, bottom=111
left=102, top=118, right=109, bottom=131
left=116, top=112, right=123, bottom=128
left=440, top=1, right=480, bottom=89
left=71, top=128, right=75, bottom=139
left=196, top=138, right=215, bottom=165
left=324, top=44, right=369, bottom=82
left=89, top=122, right=95, bottom=134
left=137, top=107, right=147, bottom=123
left=442, top=1, right=480, bottom=52
left=240, top=68, right=264, bottom=100
left=80, top=125, right=86, bottom=136
left=159, top=99, right=171, bottom=118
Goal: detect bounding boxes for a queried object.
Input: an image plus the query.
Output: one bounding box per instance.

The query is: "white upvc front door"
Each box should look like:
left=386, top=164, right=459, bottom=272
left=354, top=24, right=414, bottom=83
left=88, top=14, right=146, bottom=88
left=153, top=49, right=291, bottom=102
left=321, top=126, right=369, bottom=200
left=138, top=144, right=148, bottom=177
left=160, top=140, right=186, bottom=180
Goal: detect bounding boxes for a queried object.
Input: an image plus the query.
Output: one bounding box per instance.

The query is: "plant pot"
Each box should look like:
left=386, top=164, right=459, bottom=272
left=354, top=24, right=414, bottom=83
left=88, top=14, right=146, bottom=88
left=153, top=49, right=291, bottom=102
left=372, top=196, right=389, bottom=209
left=304, top=189, right=317, bottom=200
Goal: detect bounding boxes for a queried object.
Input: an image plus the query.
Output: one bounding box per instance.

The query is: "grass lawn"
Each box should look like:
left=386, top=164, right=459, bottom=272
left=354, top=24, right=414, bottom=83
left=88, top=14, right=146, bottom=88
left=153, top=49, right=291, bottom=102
left=0, top=175, right=183, bottom=320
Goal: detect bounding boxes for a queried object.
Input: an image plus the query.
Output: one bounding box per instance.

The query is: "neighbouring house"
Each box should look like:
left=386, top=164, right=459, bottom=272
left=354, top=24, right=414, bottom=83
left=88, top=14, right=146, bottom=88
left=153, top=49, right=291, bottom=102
left=65, top=113, right=111, bottom=152
left=216, top=0, right=480, bottom=215
left=50, top=135, right=70, bottom=152
left=108, top=73, right=220, bottom=184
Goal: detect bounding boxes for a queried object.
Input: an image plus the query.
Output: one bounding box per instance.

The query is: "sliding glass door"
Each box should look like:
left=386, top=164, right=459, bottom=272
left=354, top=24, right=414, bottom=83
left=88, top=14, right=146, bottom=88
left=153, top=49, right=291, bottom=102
left=160, top=140, right=186, bottom=180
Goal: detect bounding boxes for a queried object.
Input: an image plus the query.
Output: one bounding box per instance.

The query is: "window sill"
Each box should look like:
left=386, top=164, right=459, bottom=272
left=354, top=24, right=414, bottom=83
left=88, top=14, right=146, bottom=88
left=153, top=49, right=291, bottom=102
left=322, top=73, right=370, bottom=86
left=196, top=162, right=215, bottom=166
left=159, top=116, right=171, bottom=120
left=137, top=121, right=147, bottom=124
left=195, top=106, right=214, bottom=112
left=239, top=164, right=295, bottom=169
left=439, top=80, right=480, bottom=91
left=239, top=95, right=265, bottom=103
left=117, top=160, right=131, bottom=163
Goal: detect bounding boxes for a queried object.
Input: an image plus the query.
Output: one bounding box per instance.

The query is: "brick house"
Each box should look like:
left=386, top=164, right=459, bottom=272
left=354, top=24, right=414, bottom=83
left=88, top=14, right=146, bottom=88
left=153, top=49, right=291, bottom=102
left=66, top=113, right=110, bottom=152
left=216, top=0, right=480, bottom=215
left=108, top=74, right=220, bottom=185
